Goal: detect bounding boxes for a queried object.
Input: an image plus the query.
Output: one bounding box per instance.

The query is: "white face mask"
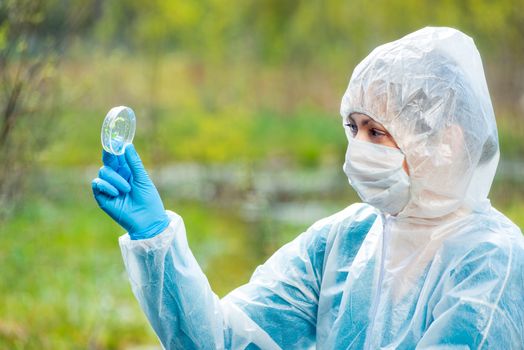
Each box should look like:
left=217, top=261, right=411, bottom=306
left=343, top=137, right=410, bottom=215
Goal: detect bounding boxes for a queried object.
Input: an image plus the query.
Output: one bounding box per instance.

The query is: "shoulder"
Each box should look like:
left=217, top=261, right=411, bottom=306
left=271, top=203, right=379, bottom=267
left=444, top=209, right=524, bottom=259
left=310, top=202, right=380, bottom=247
left=309, top=202, right=379, bottom=234
left=441, top=210, right=524, bottom=285
left=297, top=203, right=380, bottom=267
left=253, top=203, right=379, bottom=287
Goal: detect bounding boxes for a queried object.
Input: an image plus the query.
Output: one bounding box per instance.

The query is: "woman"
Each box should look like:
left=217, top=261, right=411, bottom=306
left=92, top=27, right=524, bottom=349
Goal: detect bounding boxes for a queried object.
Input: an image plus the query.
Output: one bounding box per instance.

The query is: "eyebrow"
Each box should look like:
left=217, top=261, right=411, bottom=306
left=348, top=115, right=385, bottom=130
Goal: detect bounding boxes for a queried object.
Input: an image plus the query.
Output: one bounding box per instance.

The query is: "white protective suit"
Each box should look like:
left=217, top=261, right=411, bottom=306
left=119, top=27, right=524, bottom=349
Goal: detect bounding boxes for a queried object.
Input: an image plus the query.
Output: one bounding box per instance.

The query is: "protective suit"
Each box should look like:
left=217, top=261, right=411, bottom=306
left=118, top=27, right=524, bottom=349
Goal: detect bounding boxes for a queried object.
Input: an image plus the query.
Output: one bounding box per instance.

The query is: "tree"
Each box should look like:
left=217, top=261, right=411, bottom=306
left=0, top=0, right=91, bottom=217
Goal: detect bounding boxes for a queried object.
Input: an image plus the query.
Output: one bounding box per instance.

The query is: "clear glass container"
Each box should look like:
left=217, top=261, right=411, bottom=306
left=101, top=106, right=136, bottom=155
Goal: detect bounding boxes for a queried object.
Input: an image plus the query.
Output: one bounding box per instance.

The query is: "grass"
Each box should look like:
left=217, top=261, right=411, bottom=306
left=0, top=190, right=157, bottom=349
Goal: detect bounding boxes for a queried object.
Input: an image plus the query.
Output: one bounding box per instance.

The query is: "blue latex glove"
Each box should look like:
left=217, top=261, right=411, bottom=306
left=91, top=144, right=170, bottom=240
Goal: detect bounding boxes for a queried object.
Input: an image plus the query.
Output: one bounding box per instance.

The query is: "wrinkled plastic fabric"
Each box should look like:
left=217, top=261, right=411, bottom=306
left=119, top=27, right=524, bottom=349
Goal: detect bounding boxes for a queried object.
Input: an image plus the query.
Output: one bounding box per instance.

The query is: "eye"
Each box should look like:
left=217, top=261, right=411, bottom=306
left=370, top=128, right=387, bottom=137
left=344, top=122, right=358, bottom=136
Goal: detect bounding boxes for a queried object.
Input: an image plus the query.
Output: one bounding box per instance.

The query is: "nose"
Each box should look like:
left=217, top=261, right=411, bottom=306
left=354, top=130, right=369, bottom=143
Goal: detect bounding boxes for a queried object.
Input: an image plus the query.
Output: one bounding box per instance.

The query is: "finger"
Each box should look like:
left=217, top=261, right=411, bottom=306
left=98, top=166, right=131, bottom=193
left=117, top=153, right=132, bottom=181
left=91, top=178, right=119, bottom=197
left=102, top=149, right=117, bottom=167
left=124, top=144, right=149, bottom=183
left=92, top=185, right=108, bottom=208
left=102, top=149, right=127, bottom=170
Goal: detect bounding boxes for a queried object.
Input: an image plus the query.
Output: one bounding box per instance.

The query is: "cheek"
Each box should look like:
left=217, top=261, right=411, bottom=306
left=403, top=159, right=410, bottom=175
left=384, top=134, right=401, bottom=149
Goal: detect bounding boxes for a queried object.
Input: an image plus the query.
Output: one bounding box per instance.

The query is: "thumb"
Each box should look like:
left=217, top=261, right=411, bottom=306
left=124, top=144, right=149, bottom=183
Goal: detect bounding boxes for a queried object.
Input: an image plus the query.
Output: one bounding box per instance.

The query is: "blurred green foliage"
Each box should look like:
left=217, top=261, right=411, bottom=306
left=1, top=0, right=524, bottom=348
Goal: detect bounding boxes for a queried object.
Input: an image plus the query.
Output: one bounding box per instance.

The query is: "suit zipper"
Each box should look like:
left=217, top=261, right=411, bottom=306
left=364, top=214, right=390, bottom=350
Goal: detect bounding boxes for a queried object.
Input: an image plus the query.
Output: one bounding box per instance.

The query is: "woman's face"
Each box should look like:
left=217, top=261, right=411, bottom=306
left=345, top=113, right=409, bottom=174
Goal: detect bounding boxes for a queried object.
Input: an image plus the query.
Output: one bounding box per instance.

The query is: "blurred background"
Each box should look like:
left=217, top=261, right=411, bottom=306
left=0, top=0, right=523, bottom=348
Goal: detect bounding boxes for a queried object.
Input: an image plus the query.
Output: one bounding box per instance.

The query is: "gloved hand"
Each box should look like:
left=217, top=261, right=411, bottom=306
left=91, top=144, right=170, bottom=240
